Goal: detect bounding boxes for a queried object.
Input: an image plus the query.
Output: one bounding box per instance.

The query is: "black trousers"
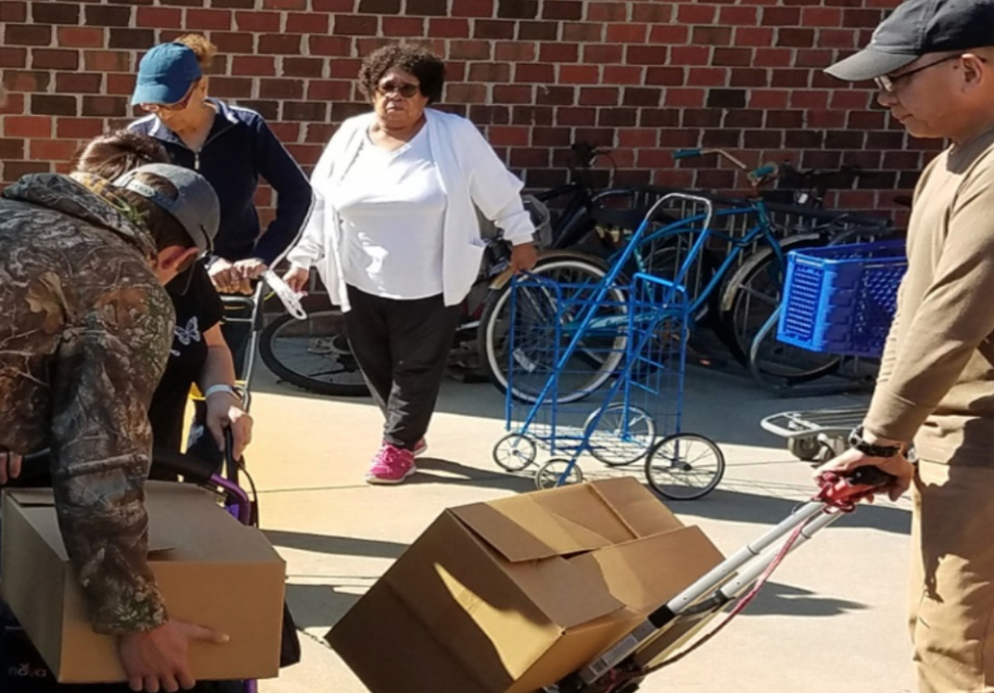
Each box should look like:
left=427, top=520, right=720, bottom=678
left=344, top=285, right=461, bottom=451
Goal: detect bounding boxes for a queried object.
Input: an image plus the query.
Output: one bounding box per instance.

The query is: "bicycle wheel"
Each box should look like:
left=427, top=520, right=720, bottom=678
left=492, top=433, right=538, bottom=472
left=717, top=238, right=841, bottom=384
left=583, top=404, right=657, bottom=467
left=535, top=458, right=584, bottom=490
left=259, top=301, right=369, bottom=397
left=644, top=433, right=724, bottom=501
left=480, top=255, right=628, bottom=404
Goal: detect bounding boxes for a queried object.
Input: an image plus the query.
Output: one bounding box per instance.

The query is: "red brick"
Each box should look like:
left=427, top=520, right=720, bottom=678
left=307, top=80, right=352, bottom=101
left=270, top=122, right=301, bottom=142
left=559, top=65, right=599, bottom=84
left=633, top=3, right=672, bottom=22
left=358, top=0, right=401, bottom=13
left=211, top=76, right=253, bottom=98
left=794, top=49, right=835, bottom=68
left=407, top=0, right=447, bottom=15
left=83, top=50, right=132, bottom=73
left=29, top=139, right=79, bottom=162
left=335, top=14, right=378, bottom=35
left=264, top=0, right=307, bottom=8
left=578, top=87, right=619, bottom=106
left=211, top=32, right=254, bottom=54
left=309, top=36, right=353, bottom=56
left=664, top=89, right=706, bottom=108
left=644, top=67, right=685, bottom=86
left=606, top=23, right=647, bottom=44
left=56, top=73, right=103, bottom=94
left=582, top=44, right=622, bottom=64
left=735, top=27, right=776, bottom=47
left=487, top=125, right=530, bottom=146
left=789, top=90, right=830, bottom=109
left=475, top=19, right=516, bottom=39
left=452, top=0, right=494, bottom=17
left=84, top=5, right=132, bottom=27
left=688, top=68, right=730, bottom=87
left=4, top=70, right=50, bottom=92
left=0, top=91, right=25, bottom=114
left=515, top=63, right=555, bottom=83
left=603, top=65, right=643, bottom=84
left=5, top=24, right=52, bottom=46
left=430, top=18, right=470, bottom=37
left=650, top=25, right=690, bottom=45
left=32, top=2, right=80, bottom=24
left=0, top=2, right=27, bottom=22
left=539, top=43, right=579, bottom=63
left=135, top=7, right=182, bottom=28
left=692, top=26, right=733, bottom=47
left=447, top=40, right=488, bottom=60
left=186, top=9, right=232, bottom=30
left=586, top=2, right=627, bottom=22
left=669, top=46, right=711, bottom=66
left=232, top=56, right=276, bottom=76
left=493, top=85, right=532, bottom=103
left=312, top=0, right=356, bottom=10
left=819, top=29, right=858, bottom=49
left=803, top=7, right=844, bottom=26
left=5, top=116, right=52, bottom=138
left=771, top=69, right=810, bottom=88
left=626, top=46, right=668, bottom=66
left=830, top=90, right=872, bottom=109
left=445, top=83, right=486, bottom=103
left=807, top=110, right=847, bottom=128
left=383, top=17, right=424, bottom=36
left=468, top=62, right=511, bottom=82
left=618, top=128, right=658, bottom=148
left=495, top=41, right=536, bottom=62
left=763, top=7, right=802, bottom=24
left=0, top=138, right=25, bottom=159
left=677, top=4, right=716, bottom=23
left=5, top=161, right=53, bottom=180
left=754, top=48, right=794, bottom=68
left=329, top=58, right=362, bottom=78
left=719, top=6, right=759, bottom=24
left=258, top=34, right=301, bottom=54
left=0, top=48, right=28, bottom=68
left=556, top=107, right=596, bottom=126
left=562, top=22, right=603, bottom=42
left=234, top=11, right=280, bottom=31
left=32, top=49, right=80, bottom=72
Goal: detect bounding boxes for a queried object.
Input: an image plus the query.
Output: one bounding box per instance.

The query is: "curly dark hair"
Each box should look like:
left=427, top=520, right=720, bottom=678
left=357, top=43, right=445, bottom=105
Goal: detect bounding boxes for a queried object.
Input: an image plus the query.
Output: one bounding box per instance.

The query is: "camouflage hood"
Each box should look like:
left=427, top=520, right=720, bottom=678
left=2, top=173, right=157, bottom=259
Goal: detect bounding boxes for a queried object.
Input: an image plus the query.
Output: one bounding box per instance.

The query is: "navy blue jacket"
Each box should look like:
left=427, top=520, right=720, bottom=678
left=130, top=99, right=312, bottom=265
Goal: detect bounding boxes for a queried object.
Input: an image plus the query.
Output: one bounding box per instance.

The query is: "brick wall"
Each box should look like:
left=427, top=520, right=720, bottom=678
left=1, top=0, right=927, bottom=220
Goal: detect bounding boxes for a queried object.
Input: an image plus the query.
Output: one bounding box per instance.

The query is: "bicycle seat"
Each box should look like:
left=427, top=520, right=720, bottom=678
left=590, top=206, right=650, bottom=230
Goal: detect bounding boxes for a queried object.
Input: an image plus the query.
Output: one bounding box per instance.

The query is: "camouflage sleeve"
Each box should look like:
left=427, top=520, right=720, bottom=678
left=49, top=276, right=175, bottom=635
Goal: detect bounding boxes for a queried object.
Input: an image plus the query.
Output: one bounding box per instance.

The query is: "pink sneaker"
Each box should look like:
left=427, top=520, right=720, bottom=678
left=413, top=439, right=428, bottom=458
left=366, top=444, right=416, bottom=485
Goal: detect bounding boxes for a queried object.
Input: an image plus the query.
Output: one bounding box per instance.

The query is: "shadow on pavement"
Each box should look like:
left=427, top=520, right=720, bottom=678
left=742, top=581, right=868, bottom=617
left=265, top=530, right=408, bottom=559
left=408, top=457, right=537, bottom=493
left=668, top=487, right=911, bottom=536
left=284, top=583, right=362, bottom=630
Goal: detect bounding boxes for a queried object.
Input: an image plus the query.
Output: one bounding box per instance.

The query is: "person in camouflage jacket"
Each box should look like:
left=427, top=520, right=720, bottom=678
left=0, top=164, right=222, bottom=691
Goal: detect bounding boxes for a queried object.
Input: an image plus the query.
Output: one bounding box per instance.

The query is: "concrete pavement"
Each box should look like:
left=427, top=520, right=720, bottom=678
left=246, top=364, right=913, bottom=693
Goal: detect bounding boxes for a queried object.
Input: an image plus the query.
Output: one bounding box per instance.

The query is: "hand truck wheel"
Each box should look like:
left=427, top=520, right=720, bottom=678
left=787, top=435, right=822, bottom=462
left=583, top=404, right=657, bottom=467
left=644, top=433, right=724, bottom=500
left=535, top=458, right=584, bottom=490
left=492, top=433, right=538, bottom=472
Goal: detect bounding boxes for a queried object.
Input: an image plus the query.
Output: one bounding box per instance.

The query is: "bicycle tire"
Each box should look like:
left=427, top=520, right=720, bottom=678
left=259, top=298, right=370, bottom=397
left=479, top=254, right=628, bottom=404
left=644, top=433, right=725, bottom=501
left=716, top=236, right=841, bottom=384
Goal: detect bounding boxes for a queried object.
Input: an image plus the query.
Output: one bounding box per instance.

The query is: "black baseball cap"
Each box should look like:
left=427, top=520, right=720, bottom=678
left=826, top=0, right=994, bottom=81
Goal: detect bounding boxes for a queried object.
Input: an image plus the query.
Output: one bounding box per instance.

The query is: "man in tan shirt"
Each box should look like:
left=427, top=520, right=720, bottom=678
left=824, top=0, right=994, bottom=689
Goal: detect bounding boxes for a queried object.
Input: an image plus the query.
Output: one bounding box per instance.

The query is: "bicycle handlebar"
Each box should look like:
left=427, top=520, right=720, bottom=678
left=674, top=148, right=778, bottom=187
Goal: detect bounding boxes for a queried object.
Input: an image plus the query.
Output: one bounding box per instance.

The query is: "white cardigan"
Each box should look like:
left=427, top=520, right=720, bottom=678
left=287, top=109, right=535, bottom=309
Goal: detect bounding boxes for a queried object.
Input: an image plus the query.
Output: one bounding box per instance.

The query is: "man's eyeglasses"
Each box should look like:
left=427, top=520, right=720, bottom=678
left=875, top=54, right=988, bottom=93
left=376, top=81, right=420, bottom=98
left=140, top=85, right=196, bottom=114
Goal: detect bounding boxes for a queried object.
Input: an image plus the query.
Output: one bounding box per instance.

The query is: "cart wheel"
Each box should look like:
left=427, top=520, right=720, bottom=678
left=583, top=404, right=657, bottom=467
left=644, top=433, right=724, bottom=501
left=535, top=459, right=583, bottom=490
left=787, top=436, right=822, bottom=462
left=492, top=433, right=538, bottom=472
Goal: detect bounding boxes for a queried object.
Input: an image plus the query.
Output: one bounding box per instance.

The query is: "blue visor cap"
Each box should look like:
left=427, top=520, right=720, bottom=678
left=131, top=43, right=202, bottom=106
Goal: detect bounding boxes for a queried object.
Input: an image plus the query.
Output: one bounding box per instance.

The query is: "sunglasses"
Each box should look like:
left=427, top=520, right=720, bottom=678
left=140, top=84, right=197, bottom=114
left=376, top=81, right=420, bottom=98
left=874, top=54, right=988, bottom=93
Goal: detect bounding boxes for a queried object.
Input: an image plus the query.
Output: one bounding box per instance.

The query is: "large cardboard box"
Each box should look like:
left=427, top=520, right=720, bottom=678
left=328, top=477, right=724, bottom=693
left=0, top=481, right=286, bottom=683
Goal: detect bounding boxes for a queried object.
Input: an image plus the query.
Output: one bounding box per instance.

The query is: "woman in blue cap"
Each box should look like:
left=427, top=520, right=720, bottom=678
left=129, top=34, right=313, bottom=376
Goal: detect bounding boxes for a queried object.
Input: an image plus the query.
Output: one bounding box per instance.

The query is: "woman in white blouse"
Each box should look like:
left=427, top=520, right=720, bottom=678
left=284, top=43, right=537, bottom=484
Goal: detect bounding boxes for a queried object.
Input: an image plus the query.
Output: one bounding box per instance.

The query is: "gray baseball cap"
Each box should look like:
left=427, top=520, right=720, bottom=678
left=113, top=163, right=220, bottom=256
left=826, top=0, right=994, bottom=81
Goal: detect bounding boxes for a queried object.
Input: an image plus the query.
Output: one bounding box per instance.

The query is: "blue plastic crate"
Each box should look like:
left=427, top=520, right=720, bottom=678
left=777, top=240, right=906, bottom=357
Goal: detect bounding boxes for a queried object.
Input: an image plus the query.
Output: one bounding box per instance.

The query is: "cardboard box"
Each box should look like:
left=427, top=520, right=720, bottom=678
left=0, top=481, right=286, bottom=683
left=328, top=477, right=724, bottom=693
